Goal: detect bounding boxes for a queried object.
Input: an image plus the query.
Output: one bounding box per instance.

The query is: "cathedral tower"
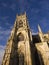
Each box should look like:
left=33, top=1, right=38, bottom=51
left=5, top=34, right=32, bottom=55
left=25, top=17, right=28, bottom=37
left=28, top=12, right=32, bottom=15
left=2, top=13, right=33, bottom=65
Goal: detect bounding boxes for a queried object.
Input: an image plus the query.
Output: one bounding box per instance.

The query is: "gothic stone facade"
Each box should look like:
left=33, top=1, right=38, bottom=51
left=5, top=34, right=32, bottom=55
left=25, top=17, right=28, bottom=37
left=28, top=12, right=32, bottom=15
left=2, top=13, right=49, bottom=65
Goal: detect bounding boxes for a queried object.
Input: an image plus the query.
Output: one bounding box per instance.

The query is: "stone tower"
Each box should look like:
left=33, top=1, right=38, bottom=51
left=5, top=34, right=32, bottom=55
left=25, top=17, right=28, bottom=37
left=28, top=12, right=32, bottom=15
left=2, top=13, right=49, bottom=65
left=2, top=13, right=33, bottom=65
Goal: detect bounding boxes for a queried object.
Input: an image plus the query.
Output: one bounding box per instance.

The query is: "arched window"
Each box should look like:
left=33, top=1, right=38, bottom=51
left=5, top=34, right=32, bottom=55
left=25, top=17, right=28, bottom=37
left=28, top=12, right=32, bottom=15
left=19, top=20, right=23, bottom=27
left=17, top=33, right=24, bottom=41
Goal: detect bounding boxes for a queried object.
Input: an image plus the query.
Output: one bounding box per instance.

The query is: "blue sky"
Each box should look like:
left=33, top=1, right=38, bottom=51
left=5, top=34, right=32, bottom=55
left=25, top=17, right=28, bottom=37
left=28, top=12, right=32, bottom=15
left=0, top=0, right=49, bottom=64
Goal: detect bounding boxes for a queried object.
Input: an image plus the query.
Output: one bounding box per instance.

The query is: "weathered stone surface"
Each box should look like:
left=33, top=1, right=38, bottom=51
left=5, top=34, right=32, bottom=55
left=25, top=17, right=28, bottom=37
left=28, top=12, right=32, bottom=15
left=2, top=13, right=49, bottom=65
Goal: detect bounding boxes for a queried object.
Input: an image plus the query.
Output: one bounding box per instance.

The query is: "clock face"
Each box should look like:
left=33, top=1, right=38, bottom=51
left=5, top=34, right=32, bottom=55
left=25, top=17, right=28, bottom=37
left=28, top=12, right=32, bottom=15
left=17, top=33, right=24, bottom=41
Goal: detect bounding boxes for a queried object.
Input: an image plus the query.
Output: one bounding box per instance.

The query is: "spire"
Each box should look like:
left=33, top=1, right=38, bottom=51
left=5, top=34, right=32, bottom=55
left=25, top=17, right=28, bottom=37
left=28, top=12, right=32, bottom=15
left=38, top=24, right=42, bottom=33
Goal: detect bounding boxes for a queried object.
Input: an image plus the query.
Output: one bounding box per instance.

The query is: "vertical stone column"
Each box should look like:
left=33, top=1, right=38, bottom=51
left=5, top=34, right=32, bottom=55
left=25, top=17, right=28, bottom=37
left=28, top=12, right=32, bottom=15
left=2, top=40, right=13, bottom=65
left=18, top=42, right=25, bottom=65
left=24, top=41, right=32, bottom=65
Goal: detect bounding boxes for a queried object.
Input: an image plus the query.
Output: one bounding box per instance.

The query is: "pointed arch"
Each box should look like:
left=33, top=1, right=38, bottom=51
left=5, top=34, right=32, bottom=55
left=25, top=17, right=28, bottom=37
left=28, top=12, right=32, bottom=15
left=17, top=32, right=24, bottom=42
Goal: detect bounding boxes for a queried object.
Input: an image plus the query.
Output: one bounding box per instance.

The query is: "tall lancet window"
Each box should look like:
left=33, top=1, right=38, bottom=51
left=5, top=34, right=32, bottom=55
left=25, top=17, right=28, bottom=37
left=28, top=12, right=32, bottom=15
left=19, top=20, right=23, bottom=27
